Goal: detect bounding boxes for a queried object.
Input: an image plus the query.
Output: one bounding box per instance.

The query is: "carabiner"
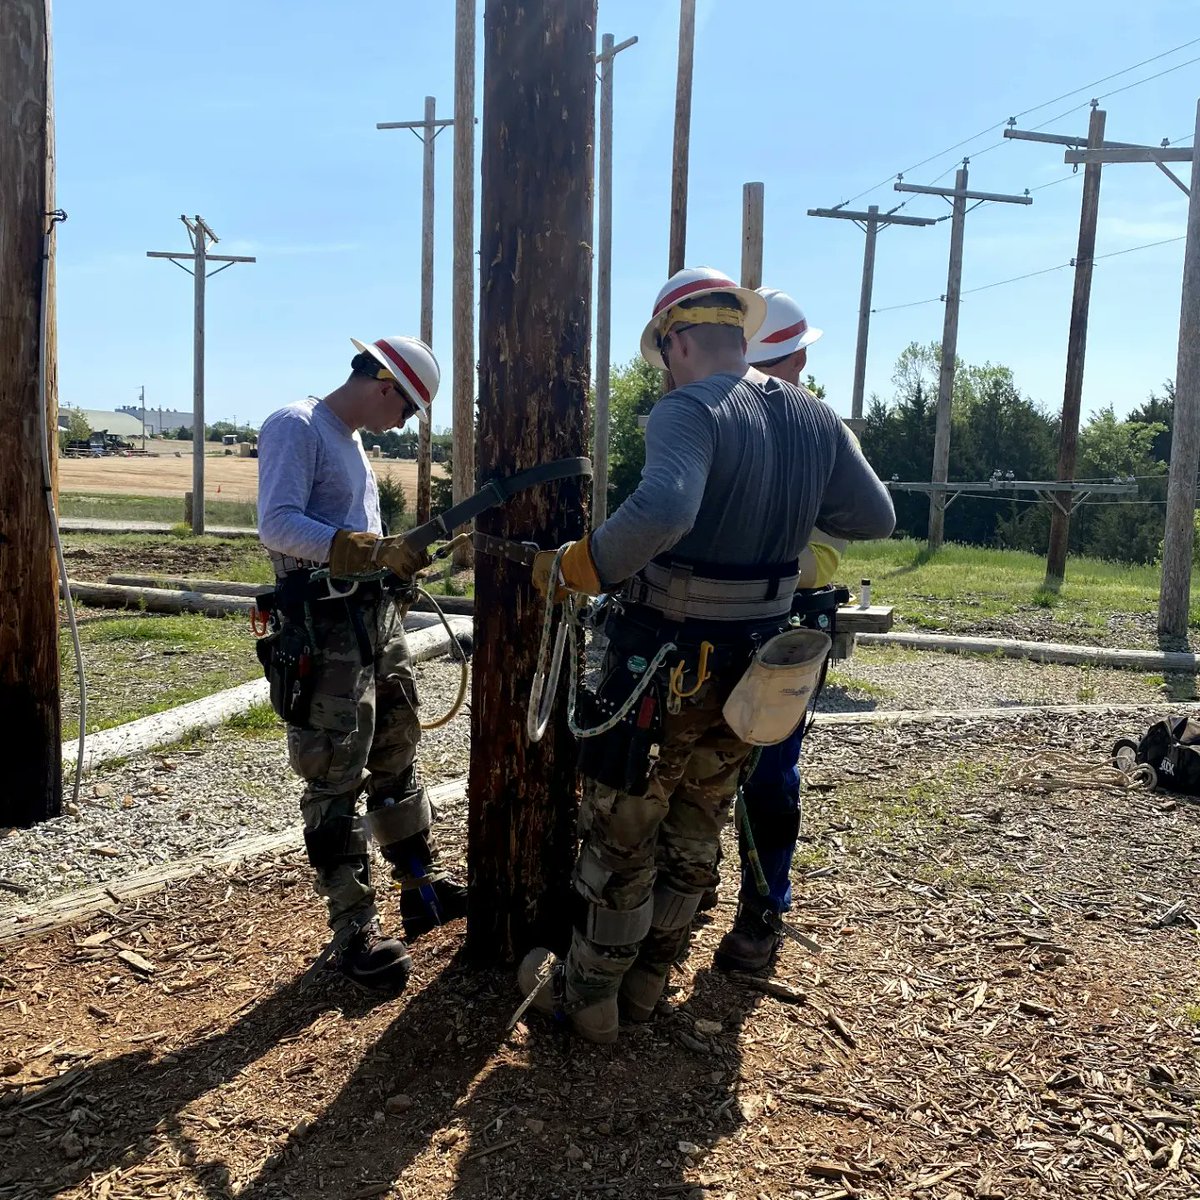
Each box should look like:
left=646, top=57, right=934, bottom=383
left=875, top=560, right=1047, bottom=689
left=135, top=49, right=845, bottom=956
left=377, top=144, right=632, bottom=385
left=668, top=640, right=714, bottom=703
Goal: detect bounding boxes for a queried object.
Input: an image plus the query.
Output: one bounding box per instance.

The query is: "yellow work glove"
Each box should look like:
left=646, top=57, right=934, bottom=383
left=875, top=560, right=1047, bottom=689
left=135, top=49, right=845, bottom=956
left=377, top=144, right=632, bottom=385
left=531, top=538, right=602, bottom=604
left=374, top=535, right=433, bottom=581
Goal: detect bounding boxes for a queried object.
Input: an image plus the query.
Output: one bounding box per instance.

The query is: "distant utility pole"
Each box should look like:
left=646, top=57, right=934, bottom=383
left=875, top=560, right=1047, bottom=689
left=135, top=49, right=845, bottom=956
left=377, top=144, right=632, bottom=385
left=741, top=182, right=764, bottom=290
left=147, top=216, right=255, bottom=535
left=1063, top=109, right=1200, bottom=641
left=1, top=0, right=61, bottom=827
left=378, top=97, right=454, bottom=525
left=807, top=204, right=937, bottom=428
left=139, top=384, right=146, bottom=450
left=592, top=31, right=637, bottom=526
left=451, top=0, right=477, bottom=566
left=895, top=165, right=1032, bottom=549
left=1006, top=106, right=1111, bottom=586
left=668, top=0, right=696, bottom=274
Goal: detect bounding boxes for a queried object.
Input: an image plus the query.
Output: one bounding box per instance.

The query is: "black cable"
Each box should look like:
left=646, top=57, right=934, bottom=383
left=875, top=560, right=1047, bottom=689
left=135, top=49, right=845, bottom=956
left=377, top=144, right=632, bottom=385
left=829, top=36, right=1200, bottom=211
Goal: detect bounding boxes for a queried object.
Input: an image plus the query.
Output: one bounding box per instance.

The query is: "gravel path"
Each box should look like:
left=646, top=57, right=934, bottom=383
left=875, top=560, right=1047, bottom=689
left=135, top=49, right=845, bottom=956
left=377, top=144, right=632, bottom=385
left=0, top=658, right=470, bottom=913
left=0, top=648, right=1176, bottom=916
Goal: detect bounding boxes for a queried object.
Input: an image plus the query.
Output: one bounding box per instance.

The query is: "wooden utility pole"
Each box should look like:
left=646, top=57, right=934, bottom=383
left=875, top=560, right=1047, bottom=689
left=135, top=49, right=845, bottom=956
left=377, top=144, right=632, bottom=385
left=668, top=0, right=696, bottom=274
left=1005, top=108, right=1108, bottom=584
left=592, top=31, right=637, bottom=526
left=1061, top=130, right=1198, bottom=638
left=147, top=217, right=255, bottom=535
left=808, top=204, right=936, bottom=424
left=741, top=182, right=764, bottom=290
left=451, top=0, right=476, bottom=566
left=895, top=167, right=1032, bottom=549
left=469, top=0, right=595, bottom=962
left=378, top=98, right=454, bottom=525
left=0, top=0, right=60, bottom=827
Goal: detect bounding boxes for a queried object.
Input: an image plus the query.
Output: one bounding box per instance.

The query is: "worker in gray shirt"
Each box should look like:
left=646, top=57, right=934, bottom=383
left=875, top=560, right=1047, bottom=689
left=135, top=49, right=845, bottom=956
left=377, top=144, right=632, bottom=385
left=256, top=334, right=467, bottom=993
left=519, top=267, right=895, bottom=1043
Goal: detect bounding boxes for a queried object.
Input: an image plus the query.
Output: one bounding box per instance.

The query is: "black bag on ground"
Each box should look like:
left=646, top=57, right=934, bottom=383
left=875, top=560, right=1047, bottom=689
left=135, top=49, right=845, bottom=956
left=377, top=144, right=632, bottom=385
left=1130, top=716, right=1200, bottom=797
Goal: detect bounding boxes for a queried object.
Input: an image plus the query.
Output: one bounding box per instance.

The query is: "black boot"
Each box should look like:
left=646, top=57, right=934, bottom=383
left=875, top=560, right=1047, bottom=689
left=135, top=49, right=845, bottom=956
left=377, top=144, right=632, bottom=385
left=399, top=875, right=469, bottom=941
left=713, top=903, right=780, bottom=974
left=334, top=917, right=413, bottom=992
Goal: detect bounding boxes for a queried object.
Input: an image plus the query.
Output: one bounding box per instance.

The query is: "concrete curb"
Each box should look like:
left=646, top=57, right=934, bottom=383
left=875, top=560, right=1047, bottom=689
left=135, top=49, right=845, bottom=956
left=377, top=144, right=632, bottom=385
left=858, top=631, right=1200, bottom=674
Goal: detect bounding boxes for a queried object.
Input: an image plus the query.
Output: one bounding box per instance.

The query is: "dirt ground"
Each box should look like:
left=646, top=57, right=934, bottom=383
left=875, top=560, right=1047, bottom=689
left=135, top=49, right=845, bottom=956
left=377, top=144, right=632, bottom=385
left=2, top=712, right=1198, bottom=1199
left=59, top=455, right=440, bottom=504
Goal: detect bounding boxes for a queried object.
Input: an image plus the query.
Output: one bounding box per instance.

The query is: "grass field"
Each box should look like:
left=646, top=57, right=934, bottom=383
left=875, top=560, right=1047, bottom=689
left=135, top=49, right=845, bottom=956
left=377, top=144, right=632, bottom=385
left=842, top=538, right=1188, bottom=640
left=59, top=492, right=259, bottom=526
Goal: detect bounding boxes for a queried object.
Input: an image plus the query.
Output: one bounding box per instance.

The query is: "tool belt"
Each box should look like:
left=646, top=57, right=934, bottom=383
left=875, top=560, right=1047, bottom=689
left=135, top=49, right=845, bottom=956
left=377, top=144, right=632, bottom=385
left=620, top=554, right=801, bottom=623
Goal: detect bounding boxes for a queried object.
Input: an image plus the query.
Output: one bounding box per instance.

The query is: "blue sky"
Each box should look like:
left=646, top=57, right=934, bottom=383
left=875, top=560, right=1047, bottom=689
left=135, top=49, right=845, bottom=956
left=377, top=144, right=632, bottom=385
left=55, top=1, right=1199, bottom=434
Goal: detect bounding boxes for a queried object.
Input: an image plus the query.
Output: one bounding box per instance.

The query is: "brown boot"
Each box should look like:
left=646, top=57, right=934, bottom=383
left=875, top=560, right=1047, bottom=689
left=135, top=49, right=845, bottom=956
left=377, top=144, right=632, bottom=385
left=516, top=948, right=618, bottom=1045
left=619, top=965, right=668, bottom=1022
left=713, top=904, right=780, bottom=974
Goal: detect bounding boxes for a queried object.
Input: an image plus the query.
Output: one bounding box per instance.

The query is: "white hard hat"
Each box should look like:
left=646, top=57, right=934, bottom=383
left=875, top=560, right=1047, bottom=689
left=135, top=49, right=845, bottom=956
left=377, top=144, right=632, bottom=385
left=639, top=266, right=768, bottom=369
left=350, top=335, right=439, bottom=422
left=745, top=288, right=823, bottom=365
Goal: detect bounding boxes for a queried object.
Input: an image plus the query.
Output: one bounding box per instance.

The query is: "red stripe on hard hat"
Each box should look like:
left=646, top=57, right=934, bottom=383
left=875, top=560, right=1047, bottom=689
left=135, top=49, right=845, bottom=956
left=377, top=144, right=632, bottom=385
left=654, top=275, right=739, bottom=316
left=760, top=318, right=808, bottom=345
left=373, top=340, right=430, bottom=405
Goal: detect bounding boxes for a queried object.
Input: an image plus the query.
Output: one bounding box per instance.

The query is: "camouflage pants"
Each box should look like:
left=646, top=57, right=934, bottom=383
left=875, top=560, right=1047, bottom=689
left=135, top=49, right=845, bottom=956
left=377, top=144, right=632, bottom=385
left=567, top=641, right=754, bottom=1004
left=286, top=591, right=423, bottom=932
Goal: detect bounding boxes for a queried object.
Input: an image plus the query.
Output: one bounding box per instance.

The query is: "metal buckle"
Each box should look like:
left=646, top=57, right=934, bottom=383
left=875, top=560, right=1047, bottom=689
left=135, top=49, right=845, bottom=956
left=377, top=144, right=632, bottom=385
left=320, top=576, right=360, bottom=602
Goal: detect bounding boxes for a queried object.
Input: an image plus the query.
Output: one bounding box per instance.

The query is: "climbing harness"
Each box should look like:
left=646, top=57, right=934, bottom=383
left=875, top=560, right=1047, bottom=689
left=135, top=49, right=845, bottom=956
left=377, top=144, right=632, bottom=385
left=524, top=544, right=676, bottom=743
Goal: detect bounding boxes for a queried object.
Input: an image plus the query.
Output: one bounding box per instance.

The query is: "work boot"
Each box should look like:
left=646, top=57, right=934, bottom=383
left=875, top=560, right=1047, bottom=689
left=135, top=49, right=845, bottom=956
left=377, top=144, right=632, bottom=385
left=516, top=948, right=618, bottom=1045
left=697, top=886, right=719, bottom=914
left=713, top=904, right=780, bottom=974
left=334, top=917, right=413, bottom=993
left=619, top=965, right=668, bottom=1023
left=399, top=876, right=470, bottom=942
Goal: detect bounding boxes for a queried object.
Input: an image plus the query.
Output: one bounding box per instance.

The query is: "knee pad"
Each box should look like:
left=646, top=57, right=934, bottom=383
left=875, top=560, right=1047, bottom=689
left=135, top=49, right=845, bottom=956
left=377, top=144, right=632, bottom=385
left=363, top=788, right=433, bottom=851
left=303, top=814, right=368, bottom=871
left=572, top=890, right=653, bottom=947
left=651, top=883, right=704, bottom=931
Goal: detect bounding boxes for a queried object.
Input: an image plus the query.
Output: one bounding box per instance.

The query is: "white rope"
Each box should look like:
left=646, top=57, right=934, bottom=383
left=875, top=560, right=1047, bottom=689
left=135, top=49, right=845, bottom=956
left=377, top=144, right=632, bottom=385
left=1002, top=750, right=1156, bottom=793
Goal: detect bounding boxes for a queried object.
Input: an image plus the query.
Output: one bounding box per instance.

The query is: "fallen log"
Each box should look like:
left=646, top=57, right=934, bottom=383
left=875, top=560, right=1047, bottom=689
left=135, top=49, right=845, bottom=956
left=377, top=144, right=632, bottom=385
left=67, top=581, right=252, bottom=617
left=107, top=574, right=262, bottom=597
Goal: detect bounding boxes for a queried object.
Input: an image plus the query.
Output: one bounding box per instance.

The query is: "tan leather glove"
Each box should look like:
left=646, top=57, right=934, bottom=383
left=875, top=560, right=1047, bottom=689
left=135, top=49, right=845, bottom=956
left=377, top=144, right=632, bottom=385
left=532, top=538, right=602, bottom=604
left=374, top=535, right=433, bottom=581
left=328, top=529, right=380, bottom=578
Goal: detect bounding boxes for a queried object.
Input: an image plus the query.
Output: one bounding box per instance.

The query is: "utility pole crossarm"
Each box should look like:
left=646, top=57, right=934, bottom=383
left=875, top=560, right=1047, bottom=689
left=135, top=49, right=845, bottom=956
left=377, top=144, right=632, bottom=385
left=595, top=34, right=637, bottom=61
left=807, top=207, right=937, bottom=227
left=146, top=251, right=257, bottom=263
left=894, top=181, right=1033, bottom=204
left=1065, top=147, right=1193, bottom=164
left=376, top=119, right=456, bottom=131
left=1004, top=128, right=1146, bottom=149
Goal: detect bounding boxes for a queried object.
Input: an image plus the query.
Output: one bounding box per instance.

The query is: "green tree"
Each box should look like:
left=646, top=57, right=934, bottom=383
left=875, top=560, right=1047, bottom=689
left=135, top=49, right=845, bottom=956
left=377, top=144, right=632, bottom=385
left=604, top=357, right=662, bottom=510
left=58, top=407, right=91, bottom=453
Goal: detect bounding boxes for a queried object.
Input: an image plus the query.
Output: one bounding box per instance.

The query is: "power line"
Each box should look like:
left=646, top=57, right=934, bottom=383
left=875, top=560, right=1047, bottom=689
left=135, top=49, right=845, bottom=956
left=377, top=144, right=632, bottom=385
left=870, top=234, right=1186, bottom=313
left=830, top=36, right=1200, bottom=211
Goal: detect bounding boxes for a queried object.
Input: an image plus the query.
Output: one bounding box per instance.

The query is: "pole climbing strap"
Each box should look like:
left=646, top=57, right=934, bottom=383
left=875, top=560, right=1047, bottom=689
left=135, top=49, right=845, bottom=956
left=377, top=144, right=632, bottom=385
left=403, top=457, right=593, bottom=552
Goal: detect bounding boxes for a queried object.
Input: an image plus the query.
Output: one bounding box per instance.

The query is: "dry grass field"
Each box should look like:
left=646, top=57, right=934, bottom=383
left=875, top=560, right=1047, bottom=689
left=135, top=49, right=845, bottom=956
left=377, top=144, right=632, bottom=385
left=59, top=453, right=438, bottom=504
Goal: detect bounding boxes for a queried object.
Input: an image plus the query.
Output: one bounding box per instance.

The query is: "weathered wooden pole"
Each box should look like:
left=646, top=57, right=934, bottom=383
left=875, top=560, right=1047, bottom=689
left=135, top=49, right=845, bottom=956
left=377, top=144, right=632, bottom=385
left=741, top=182, right=764, bottom=290
left=0, top=0, right=61, bottom=826
left=1158, top=99, right=1200, bottom=642
left=468, top=0, right=596, bottom=962
left=451, top=0, right=476, bottom=566
left=1045, top=106, right=1107, bottom=585
left=668, top=0, right=695, bottom=274
left=592, top=31, right=636, bottom=527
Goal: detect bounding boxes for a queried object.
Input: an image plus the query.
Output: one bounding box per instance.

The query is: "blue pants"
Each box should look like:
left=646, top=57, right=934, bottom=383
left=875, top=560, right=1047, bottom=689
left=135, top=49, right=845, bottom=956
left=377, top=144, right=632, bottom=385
left=737, top=725, right=804, bottom=915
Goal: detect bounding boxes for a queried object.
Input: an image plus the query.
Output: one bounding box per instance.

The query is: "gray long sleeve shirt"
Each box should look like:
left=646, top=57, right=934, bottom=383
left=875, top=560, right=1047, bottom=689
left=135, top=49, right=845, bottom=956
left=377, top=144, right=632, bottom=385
left=590, top=371, right=894, bottom=588
left=257, top=399, right=381, bottom=562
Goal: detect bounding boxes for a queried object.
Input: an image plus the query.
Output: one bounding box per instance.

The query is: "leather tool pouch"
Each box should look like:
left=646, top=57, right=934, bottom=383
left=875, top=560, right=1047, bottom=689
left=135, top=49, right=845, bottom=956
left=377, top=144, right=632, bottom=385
left=260, top=621, right=316, bottom=726
left=577, top=668, right=665, bottom=797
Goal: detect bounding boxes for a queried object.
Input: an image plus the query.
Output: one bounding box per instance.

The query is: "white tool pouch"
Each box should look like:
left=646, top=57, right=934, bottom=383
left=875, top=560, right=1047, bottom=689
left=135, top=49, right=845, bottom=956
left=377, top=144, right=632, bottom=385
left=722, top=628, right=832, bottom=746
